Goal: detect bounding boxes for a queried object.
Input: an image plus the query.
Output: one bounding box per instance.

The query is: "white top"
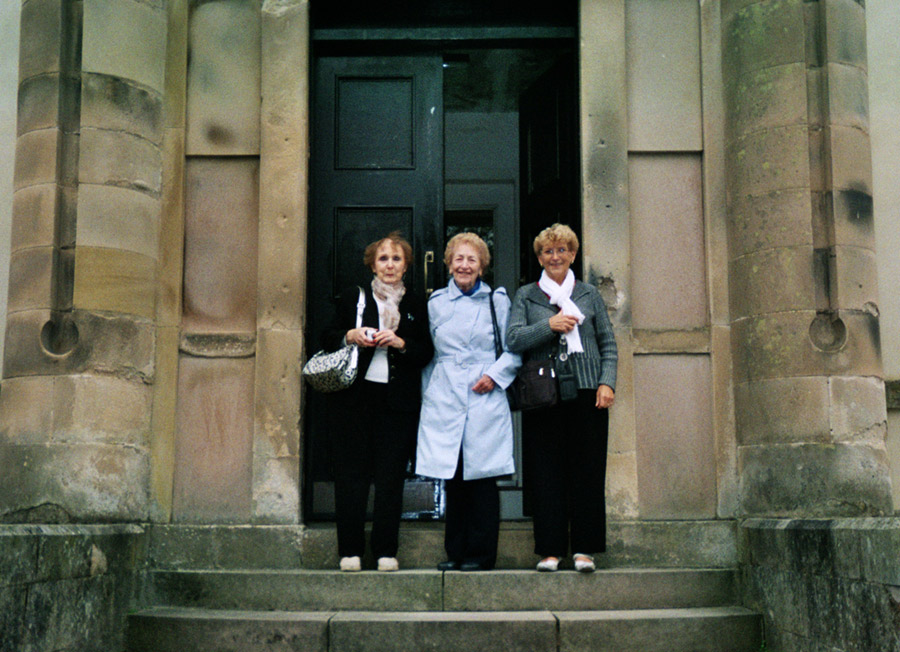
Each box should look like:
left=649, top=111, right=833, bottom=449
left=364, top=294, right=389, bottom=383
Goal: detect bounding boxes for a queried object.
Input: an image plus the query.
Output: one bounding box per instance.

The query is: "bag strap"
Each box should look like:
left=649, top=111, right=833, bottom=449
left=488, top=288, right=502, bottom=360
left=355, top=286, right=366, bottom=329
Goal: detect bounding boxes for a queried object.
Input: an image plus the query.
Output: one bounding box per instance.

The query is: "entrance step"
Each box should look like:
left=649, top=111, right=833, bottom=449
left=146, top=568, right=739, bottom=612
left=128, top=569, right=763, bottom=651
left=127, top=606, right=762, bottom=652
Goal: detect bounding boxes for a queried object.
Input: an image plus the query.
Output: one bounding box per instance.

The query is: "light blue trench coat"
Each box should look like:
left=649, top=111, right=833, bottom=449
left=416, top=280, right=522, bottom=481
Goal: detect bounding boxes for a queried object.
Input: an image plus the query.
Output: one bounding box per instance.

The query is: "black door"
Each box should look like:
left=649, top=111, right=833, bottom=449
left=519, top=53, right=581, bottom=283
left=305, top=55, right=444, bottom=519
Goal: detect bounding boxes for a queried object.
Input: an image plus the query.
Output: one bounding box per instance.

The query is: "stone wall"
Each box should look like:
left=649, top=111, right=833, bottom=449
left=741, top=518, right=900, bottom=651
left=0, top=524, right=145, bottom=652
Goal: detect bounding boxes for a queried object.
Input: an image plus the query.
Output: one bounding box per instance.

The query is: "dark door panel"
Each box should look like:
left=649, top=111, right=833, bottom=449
left=306, top=55, right=444, bottom=519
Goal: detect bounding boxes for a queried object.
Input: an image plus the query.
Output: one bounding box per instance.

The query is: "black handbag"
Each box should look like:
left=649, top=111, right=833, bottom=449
left=489, top=289, right=559, bottom=411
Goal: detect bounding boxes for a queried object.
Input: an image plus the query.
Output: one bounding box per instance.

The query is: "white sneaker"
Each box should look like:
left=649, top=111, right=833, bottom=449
left=339, top=556, right=361, bottom=572
left=377, top=556, right=399, bottom=572
left=573, top=554, right=595, bottom=573
left=536, top=556, right=559, bottom=572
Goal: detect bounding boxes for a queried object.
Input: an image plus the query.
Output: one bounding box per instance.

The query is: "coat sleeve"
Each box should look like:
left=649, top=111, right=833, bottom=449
left=485, top=290, right=522, bottom=389
left=506, top=285, right=556, bottom=354
left=322, top=287, right=362, bottom=352
left=392, top=293, right=434, bottom=370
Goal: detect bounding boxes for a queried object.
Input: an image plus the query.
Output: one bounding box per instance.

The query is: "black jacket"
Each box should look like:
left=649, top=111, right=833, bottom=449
left=323, top=284, right=433, bottom=412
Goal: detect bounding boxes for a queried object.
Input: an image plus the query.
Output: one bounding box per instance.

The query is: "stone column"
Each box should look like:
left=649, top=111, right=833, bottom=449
left=0, top=0, right=167, bottom=522
left=723, top=0, right=892, bottom=515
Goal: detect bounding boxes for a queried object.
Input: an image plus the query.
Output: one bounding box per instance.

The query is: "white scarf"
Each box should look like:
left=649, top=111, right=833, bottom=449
left=371, top=277, right=405, bottom=331
left=539, top=269, right=585, bottom=353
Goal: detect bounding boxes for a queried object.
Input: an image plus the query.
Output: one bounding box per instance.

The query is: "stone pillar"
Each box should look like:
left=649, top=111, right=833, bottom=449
left=723, top=0, right=892, bottom=515
left=0, top=0, right=167, bottom=522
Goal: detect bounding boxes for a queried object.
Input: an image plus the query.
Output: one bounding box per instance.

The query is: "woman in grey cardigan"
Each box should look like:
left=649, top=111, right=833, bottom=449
left=506, top=223, right=617, bottom=573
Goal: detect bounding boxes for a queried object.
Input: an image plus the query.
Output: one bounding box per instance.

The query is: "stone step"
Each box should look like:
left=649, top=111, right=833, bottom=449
left=147, top=568, right=738, bottom=612
left=146, top=521, right=739, bottom=571
left=126, top=606, right=763, bottom=652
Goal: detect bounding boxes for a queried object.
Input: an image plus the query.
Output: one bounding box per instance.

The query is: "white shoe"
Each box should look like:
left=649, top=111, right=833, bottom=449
left=573, top=554, right=595, bottom=573
left=536, top=556, right=559, bottom=572
left=339, top=556, right=361, bottom=572
left=377, top=556, right=399, bottom=572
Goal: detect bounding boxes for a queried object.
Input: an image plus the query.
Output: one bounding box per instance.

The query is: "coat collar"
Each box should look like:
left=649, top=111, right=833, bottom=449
left=447, top=278, right=491, bottom=300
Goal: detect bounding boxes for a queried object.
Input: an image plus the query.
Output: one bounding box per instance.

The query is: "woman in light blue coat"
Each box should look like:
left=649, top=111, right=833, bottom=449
left=416, top=232, right=521, bottom=571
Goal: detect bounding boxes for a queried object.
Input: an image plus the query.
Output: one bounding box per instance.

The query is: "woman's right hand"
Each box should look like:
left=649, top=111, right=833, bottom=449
left=346, top=327, right=376, bottom=347
left=549, top=313, right=579, bottom=333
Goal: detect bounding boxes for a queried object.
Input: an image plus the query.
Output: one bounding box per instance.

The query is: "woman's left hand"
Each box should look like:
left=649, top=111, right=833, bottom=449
left=471, top=374, right=496, bottom=394
left=596, top=384, right=615, bottom=409
left=372, top=329, right=406, bottom=349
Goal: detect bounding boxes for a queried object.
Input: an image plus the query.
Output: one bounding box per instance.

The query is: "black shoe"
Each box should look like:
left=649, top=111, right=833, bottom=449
left=437, top=560, right=461, bottom=571
left=459, top=561, right=493, bottom=571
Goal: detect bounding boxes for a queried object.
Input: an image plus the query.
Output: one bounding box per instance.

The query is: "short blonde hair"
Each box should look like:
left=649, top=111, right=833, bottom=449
left=444, top=232, right=491, bottom=270
left=533, top=223, right=579, bottom=257
left=363, top=231, right=413, bottom=270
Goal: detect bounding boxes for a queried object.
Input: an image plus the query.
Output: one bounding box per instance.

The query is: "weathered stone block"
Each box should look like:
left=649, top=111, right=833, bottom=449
left=723, top=0, right=806, bottom=80
left=2, top=308, right=156, bottom=381
left=13, top=128, right=59, bottom=191
left=826, top=62, right=870, bottom=132
left=11, top=184, right=57, bottom=252
left=163, top=0, right=188, bottom=131
left=186, top=0, right=261, bottom=155
left=827, top=124, right=872, bottom=194
left=82, top=0, right=167, bottom=92
left=16, top=73, right=61, bottom=136
left=0, top=584, right=28, bottom=652
left=73, top=247, right=157, bottom=320
left=78, top=128, right=162, bottom=196
left=829, top=187, right=875, bottom=249
left=0, top=374, right=151, bottom=448
left=77, top=184, right=160, bottom=259
left=0, top=530, right=39, bottom=586
left=729, top=246, right=817, bottom=320
left=734, top=377, right=830, bottom=447
left=823, top=0, right=867, bottom=68
left=6, top=246, right=54, bottom=313
left=635, top=355, right=716, bottom=519
left=127, top=609, right=331, bottom=652
left=147, top=524, right=304, bottom=571
left=257, top=159, right=306, bottom=331
left=738, top=442, right=892, bottom=516
left=149, top=325, right=178, bottom=523
left=18, top=0, right=62, bottom=82
left=81, top=73, right=163, bottom=145
left=731, top=310, right=882, bottom=383
left=831, top=245, right=879, bottom=313
left=173, top=356, right=255, bottom=524
left=727, top=189, right=813, bottom=258
left=726, top=125, right=811, bottom=200
left=629, top=154, right=707, bottom=330
left=606, top=451, right=639, bottom=520
left=725, top=62, right=807, bottom=141
left=0, top=442, right=150, bottom=522
left=859, top=521, right=900, bottom=585
left=183, top=157, right=259, bottom=334
left=625, top=0, right=702, bottom=152
left=329, top=611, right=558, bottom=652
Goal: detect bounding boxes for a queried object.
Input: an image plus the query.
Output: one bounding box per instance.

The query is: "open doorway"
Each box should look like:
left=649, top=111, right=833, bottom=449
left=304, top=6, right=580, bottom=522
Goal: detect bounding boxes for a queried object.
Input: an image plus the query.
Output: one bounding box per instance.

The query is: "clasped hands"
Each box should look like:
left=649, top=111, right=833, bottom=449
left=346, top=327, right=405, bottom=350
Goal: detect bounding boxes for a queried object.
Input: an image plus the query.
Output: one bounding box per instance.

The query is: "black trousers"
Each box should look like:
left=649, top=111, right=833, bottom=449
left=525, top=389, right=609, bottom=557
left=443, top=454, right=500, bottom=569
left=331, top=381, right=417, bottom=559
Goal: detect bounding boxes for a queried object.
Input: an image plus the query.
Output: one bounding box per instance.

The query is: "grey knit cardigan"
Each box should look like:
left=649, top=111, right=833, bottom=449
left=506, top=281, right=618, bottom=392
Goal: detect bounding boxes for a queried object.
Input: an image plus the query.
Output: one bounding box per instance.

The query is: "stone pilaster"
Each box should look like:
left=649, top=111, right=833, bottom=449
left=723, top=0, right=892, bottom=516
left=0, top=0, right=167, bottom=522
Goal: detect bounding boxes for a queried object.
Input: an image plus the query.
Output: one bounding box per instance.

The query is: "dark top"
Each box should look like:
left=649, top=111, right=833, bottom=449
left=323, top=284, right=433, bottom=412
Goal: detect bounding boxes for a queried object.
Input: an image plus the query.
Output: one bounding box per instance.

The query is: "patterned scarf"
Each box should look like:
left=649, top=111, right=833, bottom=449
left=371, top=277, right=406, bottom=331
